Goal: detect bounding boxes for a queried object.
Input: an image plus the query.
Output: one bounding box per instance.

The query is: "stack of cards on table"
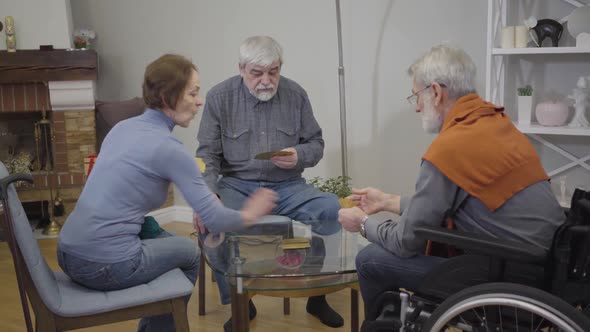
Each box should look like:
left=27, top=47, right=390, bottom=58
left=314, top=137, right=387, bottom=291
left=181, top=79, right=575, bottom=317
left=280, top=237, right=311, bottom=250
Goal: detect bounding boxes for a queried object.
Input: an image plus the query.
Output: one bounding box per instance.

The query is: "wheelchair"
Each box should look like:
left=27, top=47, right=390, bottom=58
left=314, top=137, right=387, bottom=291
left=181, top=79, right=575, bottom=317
left=361, top=188, right=590, bottom=332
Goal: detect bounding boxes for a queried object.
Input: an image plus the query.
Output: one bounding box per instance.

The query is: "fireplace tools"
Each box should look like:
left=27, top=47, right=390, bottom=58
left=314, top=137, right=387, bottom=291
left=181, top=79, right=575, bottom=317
left=34, top=109, right=62, bottom=236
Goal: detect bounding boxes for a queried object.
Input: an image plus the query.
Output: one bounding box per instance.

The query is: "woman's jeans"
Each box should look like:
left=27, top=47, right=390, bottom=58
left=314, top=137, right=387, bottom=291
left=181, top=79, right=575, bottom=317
left=57, top=231, right=200, bottom=332
left=208, top=176, right=342, bottom=304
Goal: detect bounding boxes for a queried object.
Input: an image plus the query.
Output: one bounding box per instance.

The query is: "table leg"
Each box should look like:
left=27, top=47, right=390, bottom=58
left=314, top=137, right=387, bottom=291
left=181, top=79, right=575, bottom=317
left=198, top=251, right=206, bottom=316
left=231, top=284, right=250, bottom=332
left=283, top=297, right=290, bottom=315
left=351, top=288, right=359, bottom=332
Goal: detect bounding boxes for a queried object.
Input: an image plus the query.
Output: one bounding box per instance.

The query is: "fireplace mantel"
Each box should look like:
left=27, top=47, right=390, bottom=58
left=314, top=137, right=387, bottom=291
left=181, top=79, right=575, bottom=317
left=0, top=49, right=98, bottom=111
left=0, top=50, right=99, bottom=223
left=0, top=49, right=97, bottom=83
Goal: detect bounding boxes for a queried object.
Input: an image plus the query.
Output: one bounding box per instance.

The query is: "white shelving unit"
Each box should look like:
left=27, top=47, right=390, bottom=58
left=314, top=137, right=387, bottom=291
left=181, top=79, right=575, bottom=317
left=486, top=0, right=590, bottom=178
left=516, top=123, right=590, bottom=136
left=492, top=47, right=590, bottom=55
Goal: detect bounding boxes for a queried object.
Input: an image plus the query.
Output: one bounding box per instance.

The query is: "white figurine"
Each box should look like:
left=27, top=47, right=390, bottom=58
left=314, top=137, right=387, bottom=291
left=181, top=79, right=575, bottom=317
left=568, top=76, right=590, bottom=127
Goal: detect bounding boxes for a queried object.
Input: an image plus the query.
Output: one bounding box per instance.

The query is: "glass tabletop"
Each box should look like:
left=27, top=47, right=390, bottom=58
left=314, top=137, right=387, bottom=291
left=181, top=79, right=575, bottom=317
left=193, top=219, right=367, bottom=279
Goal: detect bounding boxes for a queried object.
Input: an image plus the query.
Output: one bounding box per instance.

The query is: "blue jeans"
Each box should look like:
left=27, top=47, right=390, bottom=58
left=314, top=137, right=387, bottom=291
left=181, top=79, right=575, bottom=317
left=209, top=176, right=341, bottom=304
left=57, top=231, right=200, bottom=332
left=355, top=243, right=446, bottom=316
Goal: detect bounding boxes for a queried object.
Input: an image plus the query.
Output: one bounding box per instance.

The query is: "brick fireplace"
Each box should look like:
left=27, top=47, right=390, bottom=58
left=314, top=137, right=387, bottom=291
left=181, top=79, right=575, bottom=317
left=0, top=49, right=98, bottom=219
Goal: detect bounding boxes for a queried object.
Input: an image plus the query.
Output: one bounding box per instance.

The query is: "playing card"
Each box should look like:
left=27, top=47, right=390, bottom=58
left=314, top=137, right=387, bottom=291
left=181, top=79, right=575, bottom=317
left=254, top=150, right=294, bottom=160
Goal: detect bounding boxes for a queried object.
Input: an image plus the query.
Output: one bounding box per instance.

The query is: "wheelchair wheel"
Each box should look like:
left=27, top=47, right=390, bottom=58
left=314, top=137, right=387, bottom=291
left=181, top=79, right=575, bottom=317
left=422, top=283, right=590, bottom=332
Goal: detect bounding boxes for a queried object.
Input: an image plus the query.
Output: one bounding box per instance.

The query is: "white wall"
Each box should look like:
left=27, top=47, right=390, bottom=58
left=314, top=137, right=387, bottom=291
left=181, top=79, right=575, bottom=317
left=70, top=0, right=342, bottom=206
left=342, top=0, right=487, bottom=195
left=1, top=0, right=73, bottom=50
left=69, top=1, right=505, bottom=208
left=70, top=0, right=488, bottom=206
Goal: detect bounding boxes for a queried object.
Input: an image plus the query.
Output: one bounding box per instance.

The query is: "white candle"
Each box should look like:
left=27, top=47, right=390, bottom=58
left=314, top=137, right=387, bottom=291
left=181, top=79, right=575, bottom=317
left=501, top=26, right=515, bottom=48
left=515, top=26, right=529, bottom=48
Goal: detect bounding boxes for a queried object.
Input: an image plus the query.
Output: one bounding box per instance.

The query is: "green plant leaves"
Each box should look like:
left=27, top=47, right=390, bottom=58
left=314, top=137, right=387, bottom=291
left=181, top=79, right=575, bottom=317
left=517, top=85, right=533, bottom=96
left=309, top=175, right=352, bottom=198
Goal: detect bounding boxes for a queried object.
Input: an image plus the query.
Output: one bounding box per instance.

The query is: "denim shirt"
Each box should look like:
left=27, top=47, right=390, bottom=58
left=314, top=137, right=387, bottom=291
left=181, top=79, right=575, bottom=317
left=197, top=75, right=324, bottom=193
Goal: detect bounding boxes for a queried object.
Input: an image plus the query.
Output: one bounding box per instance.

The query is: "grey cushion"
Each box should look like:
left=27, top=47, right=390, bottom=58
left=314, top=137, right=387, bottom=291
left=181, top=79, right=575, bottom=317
left=54, top=269, right=193, bottom=317
left=0, top=161, right=194, bottom=317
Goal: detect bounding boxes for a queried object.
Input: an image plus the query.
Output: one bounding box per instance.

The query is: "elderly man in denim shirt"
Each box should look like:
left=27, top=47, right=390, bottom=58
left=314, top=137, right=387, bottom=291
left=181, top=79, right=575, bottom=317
left=196, top=36, right=343, bottom=330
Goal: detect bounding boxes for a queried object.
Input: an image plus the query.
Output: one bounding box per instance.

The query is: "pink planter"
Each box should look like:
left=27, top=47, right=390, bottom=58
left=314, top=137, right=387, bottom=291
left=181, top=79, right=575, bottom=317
left=535, top=101, right=570, bottom=126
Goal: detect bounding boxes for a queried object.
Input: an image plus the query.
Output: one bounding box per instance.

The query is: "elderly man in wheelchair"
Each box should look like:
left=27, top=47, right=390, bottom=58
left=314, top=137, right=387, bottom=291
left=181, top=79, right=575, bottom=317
left=338, top=44, right=590, bottom=331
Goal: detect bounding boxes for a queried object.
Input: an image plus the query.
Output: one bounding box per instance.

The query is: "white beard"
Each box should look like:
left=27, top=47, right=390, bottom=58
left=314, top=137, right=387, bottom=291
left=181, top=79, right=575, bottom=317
left=251, top=83, right=276, bottom=102
left=421, top=98, right=443, bottom=134
left=255, top=91, right=275, bottom=101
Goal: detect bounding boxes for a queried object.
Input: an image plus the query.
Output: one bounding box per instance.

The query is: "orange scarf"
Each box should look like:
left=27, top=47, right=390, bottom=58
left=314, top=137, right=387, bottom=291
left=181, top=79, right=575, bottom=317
left=422, top=94, right=548, bottom=211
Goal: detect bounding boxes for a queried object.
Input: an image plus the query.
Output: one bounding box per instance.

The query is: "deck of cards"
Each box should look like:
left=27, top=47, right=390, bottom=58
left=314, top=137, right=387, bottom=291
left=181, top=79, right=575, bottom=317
left=280, top=237, right=311, bottom=250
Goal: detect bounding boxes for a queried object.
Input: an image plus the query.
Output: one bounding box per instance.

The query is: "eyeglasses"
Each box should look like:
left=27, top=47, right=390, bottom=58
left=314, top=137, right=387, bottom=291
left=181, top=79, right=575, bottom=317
left=406, top=83, right=447, bottom=105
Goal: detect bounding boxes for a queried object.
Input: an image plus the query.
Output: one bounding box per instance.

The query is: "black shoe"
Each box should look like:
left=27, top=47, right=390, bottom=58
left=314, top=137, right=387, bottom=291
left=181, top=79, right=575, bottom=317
left=223, top=300, right=257, bottom=332
left=306, top=295, right=344, bottom=328
left=248, top=299, right=257, bottom=320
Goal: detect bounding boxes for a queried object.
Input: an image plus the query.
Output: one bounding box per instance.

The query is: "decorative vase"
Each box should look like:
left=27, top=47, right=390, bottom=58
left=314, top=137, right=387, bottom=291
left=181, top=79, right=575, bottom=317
left=74, top=39, right=88, bottom=49
left=517, top=95, right=533, bottom=125
left=568, top=6, right=590, bottom=47
left=535, top=101, right=569, bottom=126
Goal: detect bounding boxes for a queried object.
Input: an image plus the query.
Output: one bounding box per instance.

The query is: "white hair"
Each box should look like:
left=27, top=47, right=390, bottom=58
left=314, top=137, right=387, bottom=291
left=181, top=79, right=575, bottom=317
left=408, top=44, right=477, bottom=99
left=239, top=36, right=284, bottom=68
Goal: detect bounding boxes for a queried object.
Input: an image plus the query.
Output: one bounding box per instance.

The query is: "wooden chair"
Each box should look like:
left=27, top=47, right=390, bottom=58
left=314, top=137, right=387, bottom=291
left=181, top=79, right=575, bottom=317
left=0, top=165, right=194, bottom=332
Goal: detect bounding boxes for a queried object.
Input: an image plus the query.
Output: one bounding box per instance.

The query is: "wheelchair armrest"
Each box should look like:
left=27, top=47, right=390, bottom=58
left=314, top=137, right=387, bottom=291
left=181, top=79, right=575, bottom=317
left=568, top=225, right=590, bottom=234
left=415, top=226, right=547, bottom=264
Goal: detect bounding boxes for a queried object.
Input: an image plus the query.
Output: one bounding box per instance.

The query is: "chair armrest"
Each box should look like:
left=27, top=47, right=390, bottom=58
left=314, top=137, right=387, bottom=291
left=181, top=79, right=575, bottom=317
left=0, top=173, right=33, bottom=199
left=415, top=226, right=547, bottom=264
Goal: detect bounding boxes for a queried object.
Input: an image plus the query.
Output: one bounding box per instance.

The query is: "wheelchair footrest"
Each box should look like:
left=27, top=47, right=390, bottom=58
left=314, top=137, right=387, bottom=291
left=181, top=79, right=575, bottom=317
left=361, top=318, right=401, bottom=332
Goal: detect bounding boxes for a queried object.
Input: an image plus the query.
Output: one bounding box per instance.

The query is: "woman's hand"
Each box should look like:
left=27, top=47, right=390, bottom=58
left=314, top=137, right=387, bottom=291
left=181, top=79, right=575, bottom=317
left=240, top=188, right=278, bottom=226
left=192, top=212, right=206, bottom=234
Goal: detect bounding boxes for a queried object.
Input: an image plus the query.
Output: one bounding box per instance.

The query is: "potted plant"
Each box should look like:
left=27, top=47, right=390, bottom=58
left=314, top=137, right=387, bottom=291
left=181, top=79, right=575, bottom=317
left=73, top=29, right=96, bottom=49
left=309, top=175, right=357, bottom=208
left=517, top=85, right=533, bottom=125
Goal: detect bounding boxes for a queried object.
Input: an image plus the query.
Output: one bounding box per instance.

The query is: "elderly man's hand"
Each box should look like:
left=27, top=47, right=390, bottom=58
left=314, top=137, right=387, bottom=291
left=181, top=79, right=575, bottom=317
left=271, top=148, right=298, bottom=169
left=338, top=207, right=367, bottom=233
left=347, top=187, right=389, bottom=214
left=347, top=187, right=401, bottom=215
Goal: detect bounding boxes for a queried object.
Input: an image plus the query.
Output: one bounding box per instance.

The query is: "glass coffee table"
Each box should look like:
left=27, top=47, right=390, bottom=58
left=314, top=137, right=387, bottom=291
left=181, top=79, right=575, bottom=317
left=196, top=219, right=367, bottom=332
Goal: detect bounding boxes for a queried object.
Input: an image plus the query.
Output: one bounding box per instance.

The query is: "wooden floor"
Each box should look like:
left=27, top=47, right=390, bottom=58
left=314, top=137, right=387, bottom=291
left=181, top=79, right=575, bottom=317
left=0, top=222, right=364, bottom=331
